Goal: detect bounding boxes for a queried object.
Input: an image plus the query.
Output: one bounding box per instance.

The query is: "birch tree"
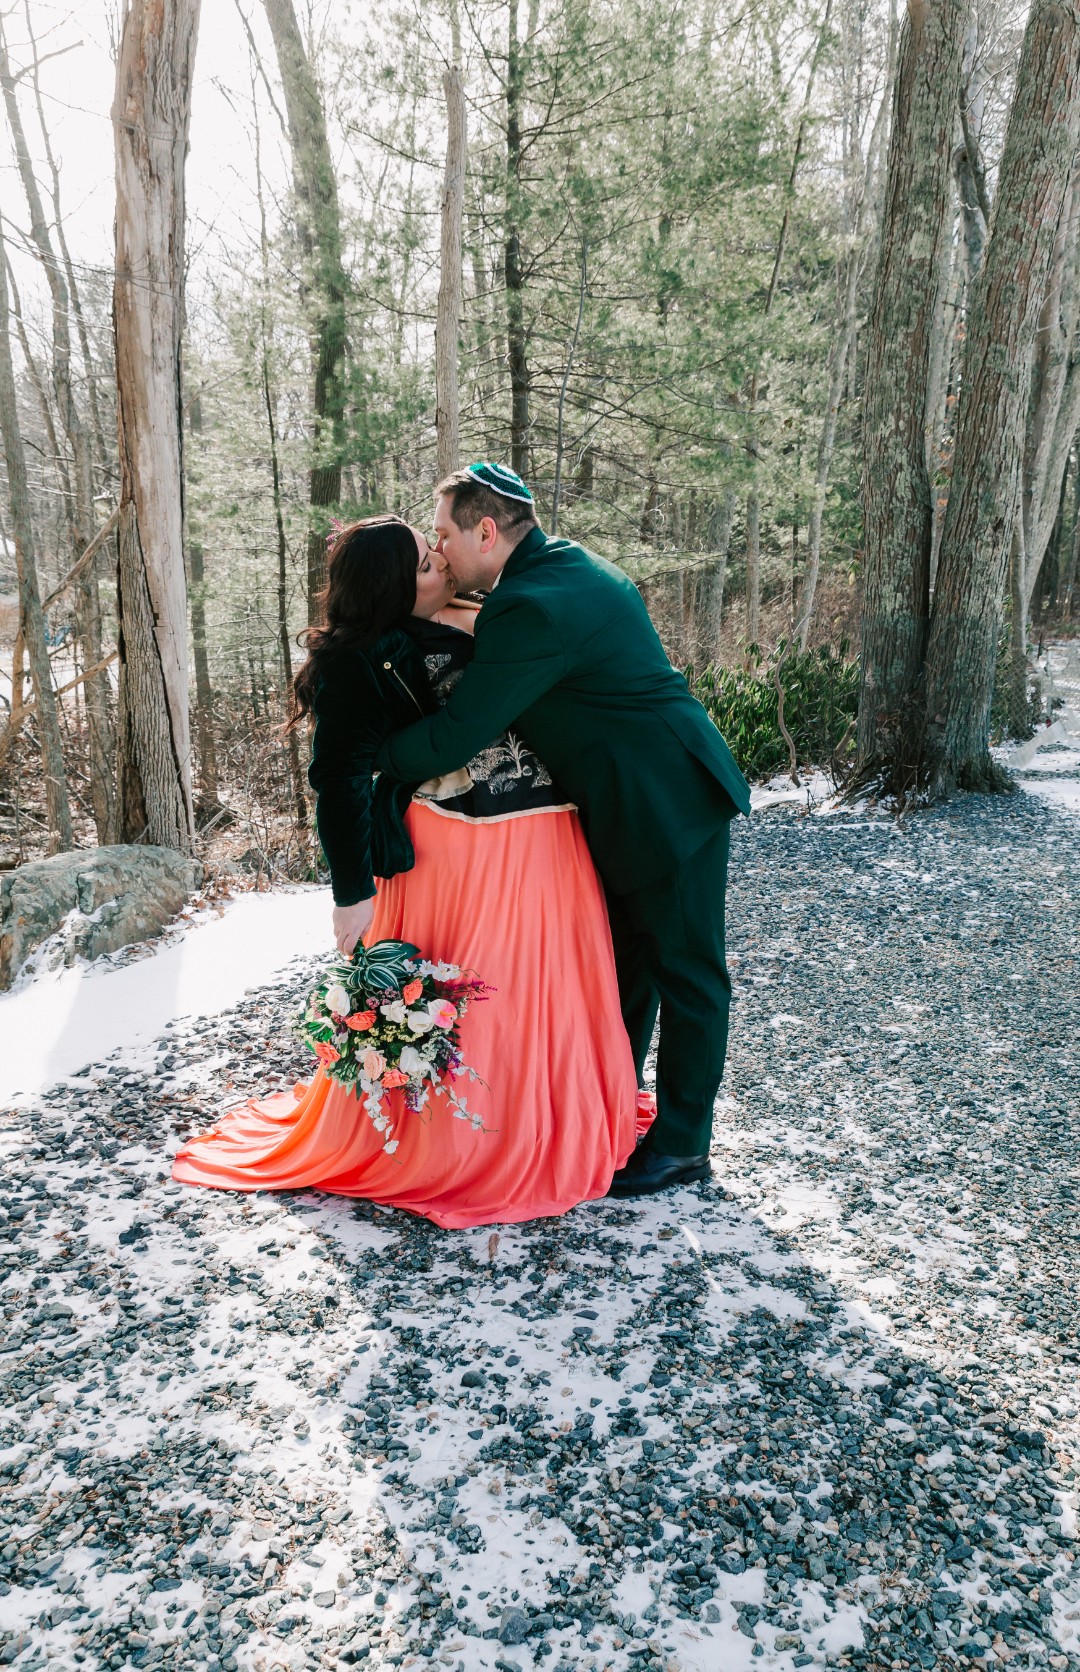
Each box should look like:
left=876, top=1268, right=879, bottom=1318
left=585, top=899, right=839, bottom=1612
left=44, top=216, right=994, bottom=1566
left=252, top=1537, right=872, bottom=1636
left=112, top=0, right=200, bottom=852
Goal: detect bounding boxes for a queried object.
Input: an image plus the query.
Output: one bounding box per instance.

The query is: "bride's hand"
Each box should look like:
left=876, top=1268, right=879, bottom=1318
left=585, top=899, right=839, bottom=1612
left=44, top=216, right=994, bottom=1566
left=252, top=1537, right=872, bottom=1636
left=333, top=898, right=375, bottom=956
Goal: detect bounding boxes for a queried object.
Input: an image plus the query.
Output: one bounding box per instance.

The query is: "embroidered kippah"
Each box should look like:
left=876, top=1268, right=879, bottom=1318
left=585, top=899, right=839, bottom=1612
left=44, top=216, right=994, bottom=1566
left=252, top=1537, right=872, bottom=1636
left=464, top=461, right=534, bottom=503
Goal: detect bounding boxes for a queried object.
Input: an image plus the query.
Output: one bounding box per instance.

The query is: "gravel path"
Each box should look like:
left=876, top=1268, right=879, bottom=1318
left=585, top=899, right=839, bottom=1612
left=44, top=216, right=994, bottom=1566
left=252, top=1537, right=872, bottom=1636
left=2, top=788, right=1079, bottom=1672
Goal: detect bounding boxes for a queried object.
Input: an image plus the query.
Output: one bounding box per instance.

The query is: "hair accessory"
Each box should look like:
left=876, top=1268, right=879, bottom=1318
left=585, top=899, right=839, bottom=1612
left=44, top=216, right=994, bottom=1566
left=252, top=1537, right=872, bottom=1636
left=464, top=461, right=534, bottom=503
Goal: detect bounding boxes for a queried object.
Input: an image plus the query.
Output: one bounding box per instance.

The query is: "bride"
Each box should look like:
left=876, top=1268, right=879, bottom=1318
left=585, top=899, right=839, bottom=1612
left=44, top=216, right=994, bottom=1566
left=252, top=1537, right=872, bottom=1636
left=173, top=515, right=647, bottom=1228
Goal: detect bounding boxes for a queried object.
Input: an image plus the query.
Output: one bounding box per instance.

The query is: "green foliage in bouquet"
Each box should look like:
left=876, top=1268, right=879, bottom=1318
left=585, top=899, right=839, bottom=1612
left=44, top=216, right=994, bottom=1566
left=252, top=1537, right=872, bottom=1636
left=298, top=938, right=490, bottom=1153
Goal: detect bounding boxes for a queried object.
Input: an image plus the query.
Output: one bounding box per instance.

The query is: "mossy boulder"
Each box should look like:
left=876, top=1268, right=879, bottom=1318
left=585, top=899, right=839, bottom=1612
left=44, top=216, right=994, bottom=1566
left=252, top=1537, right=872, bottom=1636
left=0, top=845, right=203, bottom=989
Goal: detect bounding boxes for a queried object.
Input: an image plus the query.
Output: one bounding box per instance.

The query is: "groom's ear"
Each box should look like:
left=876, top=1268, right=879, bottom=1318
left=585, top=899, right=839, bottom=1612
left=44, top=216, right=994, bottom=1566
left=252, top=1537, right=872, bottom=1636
left=478, top=515, right=500, bottom=553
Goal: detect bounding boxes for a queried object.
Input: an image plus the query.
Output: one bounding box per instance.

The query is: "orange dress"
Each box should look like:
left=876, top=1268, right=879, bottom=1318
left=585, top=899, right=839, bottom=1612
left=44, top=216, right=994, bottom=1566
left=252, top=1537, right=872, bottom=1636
left=172, top=799, right=646, bottom=1228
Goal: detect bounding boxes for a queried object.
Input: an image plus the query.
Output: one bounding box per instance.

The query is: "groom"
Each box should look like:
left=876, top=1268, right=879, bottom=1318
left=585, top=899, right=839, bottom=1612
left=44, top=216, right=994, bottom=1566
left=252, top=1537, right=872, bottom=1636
left=375, top=463, right=751, bottom=1196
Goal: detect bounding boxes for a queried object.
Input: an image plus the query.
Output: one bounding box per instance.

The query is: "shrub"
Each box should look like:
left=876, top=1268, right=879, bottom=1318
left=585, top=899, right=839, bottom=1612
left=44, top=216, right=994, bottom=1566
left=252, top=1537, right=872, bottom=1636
left=689, top=641, right=859, bottom=781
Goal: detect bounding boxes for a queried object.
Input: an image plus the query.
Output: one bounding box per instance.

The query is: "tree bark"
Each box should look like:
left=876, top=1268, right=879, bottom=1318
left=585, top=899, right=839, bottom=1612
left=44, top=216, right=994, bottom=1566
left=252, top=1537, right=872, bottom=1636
left=436, top=65, right=466, bottom=480
left=112, top=0, right=200, bottom=852
left=505, top=0, right=530, bottom=478
left=925, top=0, right=1080, bottom=791
left=1019, top=176, right=1080, bottom=607
left=263, top=0, right=347, bottom=611
left=856, top=0, right=969, bottom=780
left=0, top=220, right=74, bottom=851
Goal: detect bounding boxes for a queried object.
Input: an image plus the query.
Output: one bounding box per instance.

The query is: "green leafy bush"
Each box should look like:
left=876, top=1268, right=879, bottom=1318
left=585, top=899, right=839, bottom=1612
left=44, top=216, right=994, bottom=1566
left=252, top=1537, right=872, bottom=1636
left=689, top=642, right=859, bottom=781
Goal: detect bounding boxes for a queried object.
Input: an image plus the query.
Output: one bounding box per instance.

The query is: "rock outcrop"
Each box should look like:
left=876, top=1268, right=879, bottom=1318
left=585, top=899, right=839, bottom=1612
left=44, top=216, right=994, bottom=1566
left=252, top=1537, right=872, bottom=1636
left=0, top=845, right=203, bottom=989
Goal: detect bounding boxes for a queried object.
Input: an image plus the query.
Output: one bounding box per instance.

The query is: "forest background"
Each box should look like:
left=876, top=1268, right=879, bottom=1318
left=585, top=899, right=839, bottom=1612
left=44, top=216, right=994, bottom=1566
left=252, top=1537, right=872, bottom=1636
left=1, top=0, right=1077, bottom=883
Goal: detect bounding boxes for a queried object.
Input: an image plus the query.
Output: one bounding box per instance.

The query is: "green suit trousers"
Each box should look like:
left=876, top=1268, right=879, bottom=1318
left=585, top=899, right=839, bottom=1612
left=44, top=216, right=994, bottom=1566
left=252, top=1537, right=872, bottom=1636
left=606, top=821, right=732, bottom=1158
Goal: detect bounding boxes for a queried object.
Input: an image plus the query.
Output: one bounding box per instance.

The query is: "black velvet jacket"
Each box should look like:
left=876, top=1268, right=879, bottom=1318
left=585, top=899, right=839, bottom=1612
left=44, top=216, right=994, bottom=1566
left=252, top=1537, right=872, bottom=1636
left=306, top=628, right=436, bottom=906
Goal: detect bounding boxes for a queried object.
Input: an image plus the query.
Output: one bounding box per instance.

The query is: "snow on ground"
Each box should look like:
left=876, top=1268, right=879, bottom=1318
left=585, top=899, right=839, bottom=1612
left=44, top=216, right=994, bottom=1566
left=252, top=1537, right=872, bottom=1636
left=0, top=887, right=332, bottom=1105
left=3, top=656, right=1080, bottom=1672
left=1005, top=639, right=1080, bottom=816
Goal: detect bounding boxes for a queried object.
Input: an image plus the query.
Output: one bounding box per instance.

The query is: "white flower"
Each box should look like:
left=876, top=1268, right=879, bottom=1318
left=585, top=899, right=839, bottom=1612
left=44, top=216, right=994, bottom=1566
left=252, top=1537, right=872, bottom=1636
left=324, top=984, right=351, bottom=1016
left=383, top=1139, right=399, bottom=1155
left=417, top=959, right=461, bottom=981
left=380, top=999, right=407, bottom=1023
left=407, top=1008, right=435, bottom=1034
left=398, top=1045, right=429, bottom=1077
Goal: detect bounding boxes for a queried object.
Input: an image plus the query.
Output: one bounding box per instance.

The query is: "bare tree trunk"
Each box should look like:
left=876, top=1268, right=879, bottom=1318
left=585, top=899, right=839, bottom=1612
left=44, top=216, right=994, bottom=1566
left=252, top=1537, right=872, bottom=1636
left=186, top=535, right=218, bottom=810
left=926, top=242, right=963, bottom=584
left=740, top=0, right=836, bottom=651
left=0, top=612, right=28, bottom=772
left=1, top=18, right=116, bottom=842
left=185, top=396, right=219, bottom=810
left=436, top=64, right=466, bottom=479
left=22, top=2, right=109, bottom=471
left=800, top=0, right=895, bottom=655
left=1020, top=177, right=1080, bottom=608
left=925, top=0, right=1080, bottom=792
left=248, top=75, right=307, bottom=835
left=798, top=254, right=859, bottom=649
left=640, top=472, right=660, bottom=543
left=263, top=0, right=347, bottom=611
left=112, top=0, right=199, bottom=852
left=954, top=19, right=989, bottom=285
left=505, top=0, right=530, bottom=477
left=764, top=0, right=835, bottom=313
left=467, top=201, right=495, bottom=416
left=744, top=489, right=761, bottom=645
left=696, top=492, right=735, bottom=664
left=1002, top=524, right=1033, bottom=737
left=0, top=221, right=74, bottom=851
left=1062, top=460, right=1080, bottom=617
left=856, top=0, right=969, bottom=781
left=264, top=365, right=308, bottom=831
left=551, top=238, right=588, bottom=535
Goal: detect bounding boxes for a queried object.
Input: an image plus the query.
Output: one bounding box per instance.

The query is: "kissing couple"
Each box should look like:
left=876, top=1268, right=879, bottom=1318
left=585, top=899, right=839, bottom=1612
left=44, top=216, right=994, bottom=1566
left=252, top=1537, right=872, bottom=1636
left=174, top=463, right=751, bottom=1227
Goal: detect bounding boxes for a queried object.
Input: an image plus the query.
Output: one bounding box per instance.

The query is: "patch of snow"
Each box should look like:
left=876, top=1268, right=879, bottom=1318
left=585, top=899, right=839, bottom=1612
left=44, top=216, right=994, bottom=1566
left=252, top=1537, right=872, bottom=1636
left=0, top=884, right=332, bottom=1103
left=750, top=769, right=837, bottom=814
left=1009, top=640, right=1080, bottom=816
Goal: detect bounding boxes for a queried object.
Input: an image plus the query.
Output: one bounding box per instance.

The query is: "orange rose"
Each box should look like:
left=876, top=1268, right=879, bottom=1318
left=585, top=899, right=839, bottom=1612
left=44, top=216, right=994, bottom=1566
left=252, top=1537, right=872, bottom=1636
left=315, top=1042, right=340, bottom=1066
left=381, top=1068, right=409, bottom=1089
left=345, top=1010, right=376, bottom=1032
left=402, top=979, right=424, bottom=1003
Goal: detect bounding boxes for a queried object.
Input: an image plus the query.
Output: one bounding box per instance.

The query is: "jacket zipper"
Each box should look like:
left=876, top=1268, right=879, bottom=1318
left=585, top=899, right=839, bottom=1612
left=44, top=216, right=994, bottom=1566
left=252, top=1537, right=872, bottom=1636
left=385, top=662, right=425, bottom=716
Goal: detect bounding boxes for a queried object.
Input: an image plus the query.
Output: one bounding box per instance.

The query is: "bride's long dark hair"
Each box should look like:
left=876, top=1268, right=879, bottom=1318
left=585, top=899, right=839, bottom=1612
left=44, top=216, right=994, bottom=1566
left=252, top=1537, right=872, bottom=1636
left=287, top=516, right=419, bottom=730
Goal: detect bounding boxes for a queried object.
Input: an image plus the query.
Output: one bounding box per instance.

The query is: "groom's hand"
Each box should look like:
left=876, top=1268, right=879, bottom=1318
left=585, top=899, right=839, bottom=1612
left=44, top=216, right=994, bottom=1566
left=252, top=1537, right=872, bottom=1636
left=333, top=898, right=375, bottom=956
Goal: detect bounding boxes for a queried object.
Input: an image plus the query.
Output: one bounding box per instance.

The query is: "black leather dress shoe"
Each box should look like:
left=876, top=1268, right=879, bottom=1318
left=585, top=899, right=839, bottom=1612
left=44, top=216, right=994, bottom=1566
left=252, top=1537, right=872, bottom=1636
left=606, top=1148, right=712, bottom=1198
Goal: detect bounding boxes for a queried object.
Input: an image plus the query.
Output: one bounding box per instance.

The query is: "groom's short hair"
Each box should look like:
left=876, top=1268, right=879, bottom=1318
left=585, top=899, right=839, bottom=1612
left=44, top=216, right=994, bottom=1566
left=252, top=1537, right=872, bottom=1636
left=436, top=469, right=539, bottom=534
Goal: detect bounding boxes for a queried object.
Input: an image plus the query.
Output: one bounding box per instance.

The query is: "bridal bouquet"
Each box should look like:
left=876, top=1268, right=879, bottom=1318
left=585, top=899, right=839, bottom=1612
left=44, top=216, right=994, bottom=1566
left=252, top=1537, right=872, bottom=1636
left=299, top=939, right=490, bottom=1153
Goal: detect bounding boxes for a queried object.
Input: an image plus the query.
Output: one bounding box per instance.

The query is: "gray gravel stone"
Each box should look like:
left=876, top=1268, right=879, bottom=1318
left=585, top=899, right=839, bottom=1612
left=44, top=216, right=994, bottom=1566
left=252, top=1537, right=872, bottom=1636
left=1, top=789, right=1079, bottom=1672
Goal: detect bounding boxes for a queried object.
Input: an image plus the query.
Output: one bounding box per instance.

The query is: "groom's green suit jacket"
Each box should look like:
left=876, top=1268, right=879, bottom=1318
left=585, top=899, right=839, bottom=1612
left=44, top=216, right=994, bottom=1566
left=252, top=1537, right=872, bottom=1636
left=375, top=526, right=751, bottom=894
